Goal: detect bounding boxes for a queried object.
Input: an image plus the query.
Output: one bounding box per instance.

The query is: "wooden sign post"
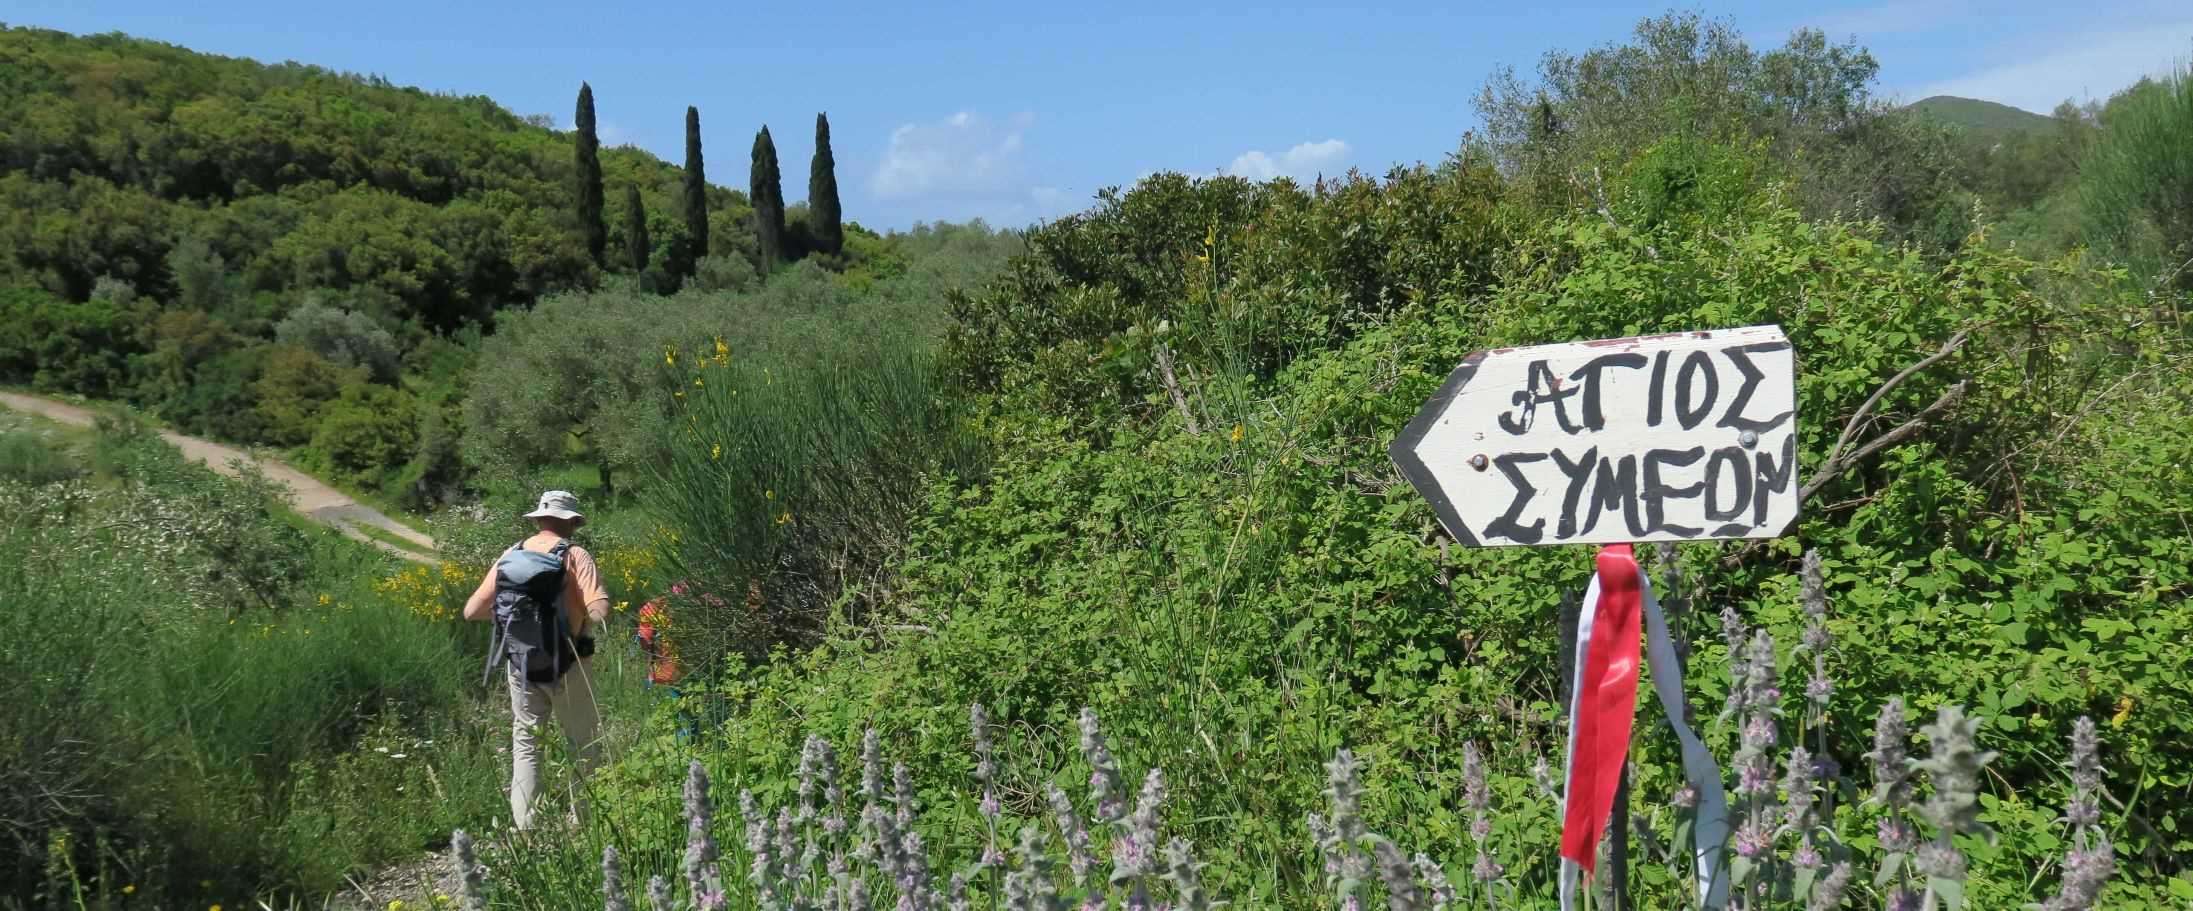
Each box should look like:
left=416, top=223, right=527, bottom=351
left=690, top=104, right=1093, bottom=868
left=1391, top=325, right=1800, bottom=911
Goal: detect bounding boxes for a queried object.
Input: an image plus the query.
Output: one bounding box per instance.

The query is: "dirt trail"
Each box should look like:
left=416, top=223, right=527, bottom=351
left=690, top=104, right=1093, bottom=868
left=1, top=391, right=438, bottom=562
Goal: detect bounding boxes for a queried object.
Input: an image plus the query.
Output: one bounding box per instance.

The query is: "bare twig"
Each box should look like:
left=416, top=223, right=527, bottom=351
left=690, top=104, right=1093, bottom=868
left=1799, top=380, right=1968, bottom=502
left=1824, top=330, right=1969, bottom=468
left=1800, top=331, right=1970, bottom=503
left=1153, top=342, right=1200, bottom=435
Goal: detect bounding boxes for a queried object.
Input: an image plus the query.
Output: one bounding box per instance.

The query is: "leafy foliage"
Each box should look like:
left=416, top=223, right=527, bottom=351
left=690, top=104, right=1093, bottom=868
left=640, top=123, right=2189, bottom=906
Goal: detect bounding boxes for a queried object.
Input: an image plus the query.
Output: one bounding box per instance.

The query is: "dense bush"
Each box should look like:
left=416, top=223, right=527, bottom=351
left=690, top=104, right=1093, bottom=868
left=615, top=148, right=2191, bottom=908
left=0, top=428, right=80, bottom=484
left=461, top=228, right=1024, bottom=502
left=272, top=298, right=403, bottom=382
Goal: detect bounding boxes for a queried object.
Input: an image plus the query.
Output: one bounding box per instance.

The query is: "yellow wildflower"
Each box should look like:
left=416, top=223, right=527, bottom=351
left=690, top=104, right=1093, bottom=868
left=1229, top=424, right=1244, bottom=444
left=2113, top=695, right=2134, bottom=727
left=765, top=489, right=774, bottom=500
left=694, top=377, right=704, bottom=388
left=664, top=345, right=677, bottom=366
left=122, top=885, right=135, bottom=895
left=776, top=511, right=793, bottom=526
left=1204, top=224, right=1216, bottom=247
left=317, top=593, right=331, bottom=606
left=713, top=337, right=730, bottom=363
left=711, top=443, right=723, bottom=461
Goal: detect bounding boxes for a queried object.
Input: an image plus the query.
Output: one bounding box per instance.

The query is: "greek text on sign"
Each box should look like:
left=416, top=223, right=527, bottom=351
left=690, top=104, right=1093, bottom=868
left=1391, top=325, right=1799, bottom=547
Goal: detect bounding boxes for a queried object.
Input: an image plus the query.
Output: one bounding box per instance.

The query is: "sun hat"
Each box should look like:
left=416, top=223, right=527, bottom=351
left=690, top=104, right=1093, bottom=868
left=522, top=489, right=587, bottom=526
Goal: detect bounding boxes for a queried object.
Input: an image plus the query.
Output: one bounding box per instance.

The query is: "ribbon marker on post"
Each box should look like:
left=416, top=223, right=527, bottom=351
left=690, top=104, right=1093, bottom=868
left=1561, top=544, right=1644, bottom=871
left=1557, top=547, right=1730, bottom=911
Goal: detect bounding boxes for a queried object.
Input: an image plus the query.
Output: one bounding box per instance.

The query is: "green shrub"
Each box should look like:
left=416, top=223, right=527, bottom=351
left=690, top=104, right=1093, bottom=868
left=0, top=429, right=79, bottom=484
left=273, top=298, right=404, bottom=383
left=0, top=286, right=143, bottom=396
left=2079, top=66, right=2193, bottom=288
left=253, top=344, right=365, bottom=447
left=307, top=382, right=418, bottom=489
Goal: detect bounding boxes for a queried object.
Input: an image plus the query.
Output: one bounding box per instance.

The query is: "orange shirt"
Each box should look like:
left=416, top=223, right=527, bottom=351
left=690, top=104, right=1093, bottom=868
left=636, top=600, right=679, bottom=684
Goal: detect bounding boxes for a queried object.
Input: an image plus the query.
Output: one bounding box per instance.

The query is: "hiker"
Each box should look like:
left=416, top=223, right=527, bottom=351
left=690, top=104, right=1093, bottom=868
left=462, top=489, right=611, bottom=831
left=635, top=582, right=693, bottom=741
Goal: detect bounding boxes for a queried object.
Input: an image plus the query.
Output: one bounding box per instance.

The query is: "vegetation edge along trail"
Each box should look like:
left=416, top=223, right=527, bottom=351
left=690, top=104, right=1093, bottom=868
left=0, top=390, right=436, bottom=560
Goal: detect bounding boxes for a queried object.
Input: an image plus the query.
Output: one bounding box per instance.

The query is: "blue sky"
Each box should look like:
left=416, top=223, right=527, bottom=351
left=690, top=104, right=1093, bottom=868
left=11, top=1, right=2192, bottom=231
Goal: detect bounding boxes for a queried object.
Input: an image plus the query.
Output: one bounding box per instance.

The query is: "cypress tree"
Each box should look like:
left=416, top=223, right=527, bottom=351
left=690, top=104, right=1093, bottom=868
left=682, top=106, right=708, bottom=276
left=574, top=83, right=606, bottom=267
left=750, top=126, right=786, bottom=273
left=810, top=112, right=843, bottom=256
left=624, top=183, right=650, bottom=274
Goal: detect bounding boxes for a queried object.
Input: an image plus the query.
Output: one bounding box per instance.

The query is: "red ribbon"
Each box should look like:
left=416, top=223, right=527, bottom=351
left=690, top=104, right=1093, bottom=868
left=1560, top=543, right=1645, bottom=871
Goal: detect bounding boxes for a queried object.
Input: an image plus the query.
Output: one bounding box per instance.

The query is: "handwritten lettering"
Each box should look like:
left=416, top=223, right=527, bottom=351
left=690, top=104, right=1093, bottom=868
left=1462, top=336, right=1796, bottom=545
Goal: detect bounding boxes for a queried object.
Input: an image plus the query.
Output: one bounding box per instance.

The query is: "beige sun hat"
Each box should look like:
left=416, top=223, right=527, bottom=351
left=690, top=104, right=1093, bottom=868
left=522, top=489, right=587, bottom=526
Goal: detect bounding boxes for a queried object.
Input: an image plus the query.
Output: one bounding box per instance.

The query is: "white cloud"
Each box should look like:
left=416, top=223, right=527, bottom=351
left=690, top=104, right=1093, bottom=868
left=1908, top=24, right=2193, bottom=112
left=871, top=110, right=1036, bottom=200
left=1219, top=139, right=1351, bottom=183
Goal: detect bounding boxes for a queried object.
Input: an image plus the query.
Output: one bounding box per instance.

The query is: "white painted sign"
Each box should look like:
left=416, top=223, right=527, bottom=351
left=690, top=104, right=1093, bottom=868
left=1391, top=325, right=1800, bottom=547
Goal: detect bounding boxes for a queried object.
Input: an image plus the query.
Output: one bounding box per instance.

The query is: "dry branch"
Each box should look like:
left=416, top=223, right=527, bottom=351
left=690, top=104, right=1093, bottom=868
left=1154, top=342, right=1200, bottom=435
left=1798, top=331, right=1970, bottom=503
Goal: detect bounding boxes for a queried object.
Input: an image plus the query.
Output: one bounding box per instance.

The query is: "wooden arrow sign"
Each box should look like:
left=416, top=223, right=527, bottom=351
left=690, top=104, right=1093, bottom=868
left=1390, top=325, right=1800, bottom=547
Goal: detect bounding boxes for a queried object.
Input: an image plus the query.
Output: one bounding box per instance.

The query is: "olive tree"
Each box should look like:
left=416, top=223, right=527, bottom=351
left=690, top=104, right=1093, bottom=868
left=459, top=287, right=693, bottom=497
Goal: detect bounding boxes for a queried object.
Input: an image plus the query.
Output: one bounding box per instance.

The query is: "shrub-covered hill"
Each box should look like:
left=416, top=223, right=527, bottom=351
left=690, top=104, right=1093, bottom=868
left=0, top=24, right=755, bottom=327
left=1906, top=95, right=2055, bottom=136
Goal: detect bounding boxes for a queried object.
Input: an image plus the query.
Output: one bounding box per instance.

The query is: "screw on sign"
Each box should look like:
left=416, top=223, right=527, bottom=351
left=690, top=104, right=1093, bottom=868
left=1389, top=325, right=1800, bottom=911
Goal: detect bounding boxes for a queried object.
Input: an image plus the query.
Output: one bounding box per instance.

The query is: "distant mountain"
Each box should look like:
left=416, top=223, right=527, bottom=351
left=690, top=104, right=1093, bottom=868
left=1906, top=95, right=2055, bottom=135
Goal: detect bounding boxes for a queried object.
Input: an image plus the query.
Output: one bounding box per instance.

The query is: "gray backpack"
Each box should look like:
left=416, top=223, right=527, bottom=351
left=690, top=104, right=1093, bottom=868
left=482, top=538, right=577, bottom=684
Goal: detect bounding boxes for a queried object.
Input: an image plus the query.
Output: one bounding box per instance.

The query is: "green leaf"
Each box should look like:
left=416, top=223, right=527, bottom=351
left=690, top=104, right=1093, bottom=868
left=1874, top=851, right=1907, bottom=888
left=1927, top=876, right=1966, bottom=911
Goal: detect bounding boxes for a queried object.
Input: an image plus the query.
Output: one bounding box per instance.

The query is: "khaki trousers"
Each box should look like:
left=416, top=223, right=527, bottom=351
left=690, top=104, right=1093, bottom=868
left=506, top=658, right=602, bottom=831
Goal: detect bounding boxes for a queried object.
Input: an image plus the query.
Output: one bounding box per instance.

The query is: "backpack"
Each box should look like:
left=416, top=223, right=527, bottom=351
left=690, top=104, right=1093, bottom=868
left=482, top=538, right=578, bottom=685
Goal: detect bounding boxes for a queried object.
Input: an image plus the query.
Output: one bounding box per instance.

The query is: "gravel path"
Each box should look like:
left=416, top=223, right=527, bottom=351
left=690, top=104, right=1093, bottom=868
left=1, top=391, right=438, bottom=562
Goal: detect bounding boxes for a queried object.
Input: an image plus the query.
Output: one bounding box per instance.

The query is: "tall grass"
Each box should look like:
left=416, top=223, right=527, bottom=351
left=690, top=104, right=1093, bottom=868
left=2079, top=63, right=2193, bottom=288
left=0, top=423, right=514, bottom=905
left=641, top=333, right=982, bottom=663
